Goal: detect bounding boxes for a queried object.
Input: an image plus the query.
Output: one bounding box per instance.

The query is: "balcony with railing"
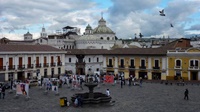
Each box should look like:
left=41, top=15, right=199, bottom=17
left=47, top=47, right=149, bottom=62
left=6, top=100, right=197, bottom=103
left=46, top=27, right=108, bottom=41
left=118, top=65, right=124, bottom=68
left=139, top=66, right=146, bottom=69
left=174, top=66, right=182, bottom=69
left=36, top=63, right=41, bottom=68
left=8, top=65, right=15, bottom=70
left=153, top=66, right=160, bottom=70
left=27, top=64, right=34, bottom=69
left=188, top=66, right=199, bottom=70
left=0, top=66, right=6, bottom=71
left=107, top=64, right=113, bottom=67
left=18, top=65, right=25, bottom=69
left=57, top=62, right=62, bottom=66
left=129, top=65, right=135, bottom=69
left=51, top=63, right=56, bottom=67
left=43, top=63, right=49, bottom=67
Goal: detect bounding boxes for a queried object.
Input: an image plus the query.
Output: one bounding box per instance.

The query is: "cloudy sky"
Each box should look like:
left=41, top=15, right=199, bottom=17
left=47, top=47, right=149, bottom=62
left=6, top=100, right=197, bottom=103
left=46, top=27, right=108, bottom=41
left=0, top=0, right=200, bottom=40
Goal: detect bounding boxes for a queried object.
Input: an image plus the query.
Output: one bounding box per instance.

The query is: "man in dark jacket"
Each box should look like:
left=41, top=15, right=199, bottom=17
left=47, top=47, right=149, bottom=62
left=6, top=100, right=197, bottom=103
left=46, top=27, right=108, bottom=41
left=184, top=89, right=189, bottom=100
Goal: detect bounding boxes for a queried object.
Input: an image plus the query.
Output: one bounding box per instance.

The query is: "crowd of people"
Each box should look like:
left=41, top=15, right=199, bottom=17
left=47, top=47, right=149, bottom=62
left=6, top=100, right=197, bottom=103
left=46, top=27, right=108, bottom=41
left=0, top=73, right=190, bottom=105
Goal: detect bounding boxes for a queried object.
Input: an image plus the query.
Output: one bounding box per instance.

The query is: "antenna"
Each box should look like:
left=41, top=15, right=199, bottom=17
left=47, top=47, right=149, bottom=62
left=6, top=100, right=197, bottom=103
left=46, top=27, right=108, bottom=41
left=101, top=12, right=103, bottom=18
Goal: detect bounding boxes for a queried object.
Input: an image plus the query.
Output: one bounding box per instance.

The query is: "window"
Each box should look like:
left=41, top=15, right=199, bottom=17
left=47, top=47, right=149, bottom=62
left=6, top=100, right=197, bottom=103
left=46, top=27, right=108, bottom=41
left=58, top=68, right=61, bottom=74
left=40, top=39, right=42, bottom=43
left=97, top=57, right=99, bottom=62
left=100, top=37, right=103, bottom=40
left=190, top=60, right=198, bottom=67
left=109, top=59, right=112, bottom=66
left=130, top=59, right=134, bottom=66
left=141, top=59, right=145, bottom=66
left=176, top=60, right=181, bottom=66
left=120, top=59, right=124, bottom=67
left=89, top=58, right=91, bottom=62
left=155, top=60, right=159, bottom=67
left=69, top=58, right=71, bottom=62
left=101, top=46, right=103, bottom=49
left=8, top=73, right=13, bottom=81
left=107, top=37, right=110, bottom=40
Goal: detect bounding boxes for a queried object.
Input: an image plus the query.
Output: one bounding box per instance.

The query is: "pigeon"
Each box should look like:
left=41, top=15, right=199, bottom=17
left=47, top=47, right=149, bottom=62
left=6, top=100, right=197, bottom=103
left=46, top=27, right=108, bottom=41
left=170, top=23, right=173, bottom=27
left=159, top=9, right=165, bottom=16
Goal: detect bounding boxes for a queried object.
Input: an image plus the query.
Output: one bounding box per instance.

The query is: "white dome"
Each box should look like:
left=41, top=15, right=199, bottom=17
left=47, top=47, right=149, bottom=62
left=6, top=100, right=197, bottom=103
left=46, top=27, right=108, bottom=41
left=93, top=17, right=115, bottom=34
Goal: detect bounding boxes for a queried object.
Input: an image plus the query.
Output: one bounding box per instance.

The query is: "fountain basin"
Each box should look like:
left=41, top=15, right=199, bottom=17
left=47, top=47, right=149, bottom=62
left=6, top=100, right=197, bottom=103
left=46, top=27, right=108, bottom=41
left=71, top=92, right=111, bottom=104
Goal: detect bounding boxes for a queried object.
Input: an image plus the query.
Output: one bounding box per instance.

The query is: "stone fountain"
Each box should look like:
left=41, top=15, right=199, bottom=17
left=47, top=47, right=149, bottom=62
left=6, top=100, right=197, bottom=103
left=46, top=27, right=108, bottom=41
left=71, top=77, right=111, bottom=104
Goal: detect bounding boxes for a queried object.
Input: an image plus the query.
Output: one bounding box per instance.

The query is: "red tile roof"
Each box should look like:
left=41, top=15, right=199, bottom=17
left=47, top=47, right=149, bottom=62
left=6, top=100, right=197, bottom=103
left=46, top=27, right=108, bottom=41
left=66, top=49, right=108, bottom=55
left=160, top=38, right=191, bottom=49
left=66, top=48, right=167, bottom=56
left=0, top=44, right=64, bottom=52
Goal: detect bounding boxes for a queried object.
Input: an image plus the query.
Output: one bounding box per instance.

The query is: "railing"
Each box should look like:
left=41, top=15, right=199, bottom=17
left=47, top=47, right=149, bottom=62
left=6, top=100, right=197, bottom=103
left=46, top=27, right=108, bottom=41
left=107, top=65, right=113, bottom=67
left=0, top=66, right=6, bottom=71
left=119, top=65, right=125, bottom=68
left=27, top=64, right=34, bottom=68
left=51, top=63, right=56, bottom=67
left=18, top=65, right=25, bottom=69
left=139, top=66, right=146, bottom=69
left=129, top=65, right=135, bottom=68
left=36, top=63, right=41, bottom=68
left=8, top=65, right=15, bottom=70
left=153, top=66, right=160, bottom=70
left=57, top=62, right=62, bottom=66
left=188, top=66, right=199, bottom=70
left=174, top=66, right=182, bottom=69
left=43, top=63, right=49, bottom=67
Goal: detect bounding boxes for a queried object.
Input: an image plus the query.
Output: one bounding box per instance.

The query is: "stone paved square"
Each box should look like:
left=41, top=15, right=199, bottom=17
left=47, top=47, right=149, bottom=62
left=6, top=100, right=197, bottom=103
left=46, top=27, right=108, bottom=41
left=0, top=82, right=200, bottom=112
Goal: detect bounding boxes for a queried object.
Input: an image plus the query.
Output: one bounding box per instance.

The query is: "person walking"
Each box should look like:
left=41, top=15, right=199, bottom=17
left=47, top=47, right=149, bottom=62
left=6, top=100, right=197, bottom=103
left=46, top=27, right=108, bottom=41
left=184, top=89, right=189, bottom=100
left=139, top=77, right=143, bottom=87
left=1, top=86, right=5, bottom=99
left=120, top=76, right=123, bottom=88
left=123, top=76, right=126, bottom=85
left=129, top=76, right=132, bottom=86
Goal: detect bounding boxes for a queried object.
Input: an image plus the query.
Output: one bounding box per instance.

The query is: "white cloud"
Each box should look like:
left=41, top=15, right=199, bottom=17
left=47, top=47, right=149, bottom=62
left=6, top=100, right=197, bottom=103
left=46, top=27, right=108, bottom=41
left=0, top=0, right=200, bottom=39
left=107, top=0, right=200, bottom=38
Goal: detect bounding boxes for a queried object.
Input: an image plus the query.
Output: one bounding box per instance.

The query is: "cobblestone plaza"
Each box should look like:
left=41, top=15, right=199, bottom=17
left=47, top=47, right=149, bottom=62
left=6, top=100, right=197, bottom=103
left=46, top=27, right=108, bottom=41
left=0, top=82, right=200, bottom=112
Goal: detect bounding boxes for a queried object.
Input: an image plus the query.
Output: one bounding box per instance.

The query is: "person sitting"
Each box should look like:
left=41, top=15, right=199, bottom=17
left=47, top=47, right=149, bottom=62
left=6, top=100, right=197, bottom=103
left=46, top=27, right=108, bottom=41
left=106, top=89, right=110, bottom=96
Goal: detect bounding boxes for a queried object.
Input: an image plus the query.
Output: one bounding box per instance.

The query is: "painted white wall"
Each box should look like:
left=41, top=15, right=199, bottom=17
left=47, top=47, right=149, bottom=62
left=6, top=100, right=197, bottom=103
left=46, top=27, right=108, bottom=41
left=0, top=52, right=65, bottom=81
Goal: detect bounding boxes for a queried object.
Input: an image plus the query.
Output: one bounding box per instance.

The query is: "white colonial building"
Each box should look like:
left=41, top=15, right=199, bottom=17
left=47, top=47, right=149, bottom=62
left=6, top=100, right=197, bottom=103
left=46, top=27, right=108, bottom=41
left=65, top=49, right=106, bottom=75
left=0, top=44, right=65, bottom=81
